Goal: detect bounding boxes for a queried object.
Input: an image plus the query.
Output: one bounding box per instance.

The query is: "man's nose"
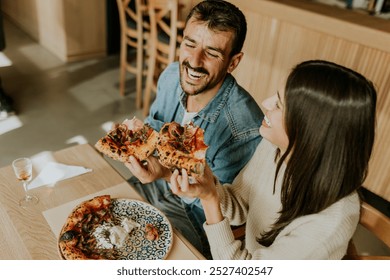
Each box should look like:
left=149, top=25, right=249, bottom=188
left=188, top=48, right=205, bottom=67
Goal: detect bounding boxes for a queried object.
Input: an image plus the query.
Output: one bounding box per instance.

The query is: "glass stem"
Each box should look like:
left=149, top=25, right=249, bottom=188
left=23, top=182, right=30, bottom=196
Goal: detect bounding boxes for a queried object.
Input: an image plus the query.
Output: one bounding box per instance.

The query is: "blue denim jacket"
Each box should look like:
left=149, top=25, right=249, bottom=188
left=146, top=62, right=264, bottom=184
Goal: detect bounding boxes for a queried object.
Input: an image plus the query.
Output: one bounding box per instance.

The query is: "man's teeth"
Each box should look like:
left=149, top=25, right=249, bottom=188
left=188, top=68, right=204, bottom=79
left=264, top=116, right=271, bottom=127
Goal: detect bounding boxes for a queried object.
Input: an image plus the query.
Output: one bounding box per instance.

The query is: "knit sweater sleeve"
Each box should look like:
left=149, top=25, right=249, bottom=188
left=216, top=175, right=251, bottom=226
left=203, top=143, right=266, bottom=260
left=204, top=217, right=253, bottom=259
left=212, top=139, right=277, bottom=227
left=204, top=192, right=360, bottom=260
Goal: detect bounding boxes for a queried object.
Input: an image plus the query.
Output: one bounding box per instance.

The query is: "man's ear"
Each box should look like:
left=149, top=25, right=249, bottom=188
left=227, top=52, right=244, bottom=73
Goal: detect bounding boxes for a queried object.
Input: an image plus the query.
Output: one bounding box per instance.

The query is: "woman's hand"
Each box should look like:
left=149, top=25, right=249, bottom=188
left=170, top=165, right=224, bottom=225
left=170, top=165, right=217, bottom=201
left=125, top=155, right=171, bottom=184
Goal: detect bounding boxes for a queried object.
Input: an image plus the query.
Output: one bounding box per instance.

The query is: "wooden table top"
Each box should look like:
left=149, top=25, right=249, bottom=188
left=0, top=143, right=204, bottom=260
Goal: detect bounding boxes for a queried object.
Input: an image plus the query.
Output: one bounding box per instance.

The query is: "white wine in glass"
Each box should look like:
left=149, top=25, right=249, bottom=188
left=12, top=158, right=39, bottom=208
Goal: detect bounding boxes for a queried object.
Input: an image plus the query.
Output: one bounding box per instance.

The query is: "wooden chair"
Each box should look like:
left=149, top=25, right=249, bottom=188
left=143, top=0, right=184, bottom=116
left=232, top=224, right=246, bottom=241
left=116, top=0, right=149, bottom=108
left=343, top=201, right=390, bottom=259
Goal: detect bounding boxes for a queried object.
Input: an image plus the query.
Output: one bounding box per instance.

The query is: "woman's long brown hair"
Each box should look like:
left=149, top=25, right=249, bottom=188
left=258, top=60, right=377, bottom=247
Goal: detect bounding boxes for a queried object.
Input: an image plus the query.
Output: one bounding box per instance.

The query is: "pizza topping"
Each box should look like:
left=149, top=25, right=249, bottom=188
left=59, top=230, right=77, bottom=242
left=157, top=122, right=208, bottom=176
left=123, top=116, right=144, bottom=131
left=164, top=122, right=194, bottom=154
left=145, top=223, right=159, bottom=241
left=93, top=223, right=115, bottom=250
left=108, top=123, right=152, bottom=146
left=95, top=120, right=159, bottom=162
left=109, top=226, right=129, bottom=247
left=91, top=216, right=141, bottom=251
left=121, top=217, right=140, bottom=233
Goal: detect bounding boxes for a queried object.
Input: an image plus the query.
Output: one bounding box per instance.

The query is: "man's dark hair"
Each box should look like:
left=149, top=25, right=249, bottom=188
left=186, top=0, right=247, bottom=56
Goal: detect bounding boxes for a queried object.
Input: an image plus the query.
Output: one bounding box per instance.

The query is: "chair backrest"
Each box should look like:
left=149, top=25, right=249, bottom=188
left=116, top=0, right=146, bottom=46
left=116, top=0, right=149, bottom=102
left=143, top=0, right=182, bottom=116
left=360, top=202, right=390, bottom=248
left=344, top=201, right=390, bottom=259
left=148, top=0, right=180, bottom=68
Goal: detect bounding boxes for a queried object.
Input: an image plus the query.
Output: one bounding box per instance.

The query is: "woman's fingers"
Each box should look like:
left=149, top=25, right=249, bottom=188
left=179, top=169, right=190, bottom=192
left=125, top=156, right=143, bottom=174
left=170, top=169, right=195, bottom=196
left=170, top=169, right=182, bottom=195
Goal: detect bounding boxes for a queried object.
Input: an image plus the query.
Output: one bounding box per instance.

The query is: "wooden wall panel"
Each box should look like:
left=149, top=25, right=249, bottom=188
left=1, top=0, right=106, bottom=62
left=0, top=0, right=40, bottom=41
left=63, top=0, right=107, bottom=60
left=229, top=0, right=390, bottom=201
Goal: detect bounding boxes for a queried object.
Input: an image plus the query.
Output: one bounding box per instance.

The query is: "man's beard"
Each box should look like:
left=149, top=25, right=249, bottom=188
left=180, top=80, right=207, bottom=96
left=180, top=61, right=210, bottom=96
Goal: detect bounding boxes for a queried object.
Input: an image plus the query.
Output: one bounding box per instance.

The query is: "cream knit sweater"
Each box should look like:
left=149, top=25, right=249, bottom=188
left=204, top=139, right=360, bottom=260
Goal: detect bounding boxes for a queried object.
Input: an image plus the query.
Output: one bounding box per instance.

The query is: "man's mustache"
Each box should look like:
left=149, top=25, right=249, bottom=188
left=182, top=61, right=209, bottom=75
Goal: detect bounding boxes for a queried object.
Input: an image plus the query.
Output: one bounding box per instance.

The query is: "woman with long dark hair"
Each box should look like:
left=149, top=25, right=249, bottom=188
left=170, top=60, right=377, bottom=259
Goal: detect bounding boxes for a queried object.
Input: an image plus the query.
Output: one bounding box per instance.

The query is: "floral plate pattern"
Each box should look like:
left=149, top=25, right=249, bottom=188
left=110, top=198, right=173, bottom=260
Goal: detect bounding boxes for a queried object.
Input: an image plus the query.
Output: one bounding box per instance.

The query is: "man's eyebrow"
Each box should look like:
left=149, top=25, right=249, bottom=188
left=183, top=35, right=196, bottom=44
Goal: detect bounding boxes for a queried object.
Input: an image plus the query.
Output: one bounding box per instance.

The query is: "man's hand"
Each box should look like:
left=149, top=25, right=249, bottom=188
left=125, top=155, right=171, bottom=184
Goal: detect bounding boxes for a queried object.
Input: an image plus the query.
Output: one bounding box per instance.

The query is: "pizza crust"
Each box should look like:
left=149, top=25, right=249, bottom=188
left=95, top=123, right=159, bottom=162
left=94, top=139, right=129, bottom=163
left=158, top=150, right=205, bottom=175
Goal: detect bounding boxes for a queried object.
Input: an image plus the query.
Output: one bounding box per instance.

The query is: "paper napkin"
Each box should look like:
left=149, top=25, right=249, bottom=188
left=28, top=162, right=92, bottom=189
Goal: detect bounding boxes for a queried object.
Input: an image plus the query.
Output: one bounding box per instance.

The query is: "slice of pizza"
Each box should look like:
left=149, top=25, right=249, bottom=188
left=58, top=195, right=114, bottom=260
left=156, top=122, right=208, bottom=176
left=95, top=120, right=159, bottom=163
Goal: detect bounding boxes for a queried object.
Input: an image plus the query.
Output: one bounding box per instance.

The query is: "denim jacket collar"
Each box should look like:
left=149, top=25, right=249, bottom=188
left=179, top=74, right=234, bottom=124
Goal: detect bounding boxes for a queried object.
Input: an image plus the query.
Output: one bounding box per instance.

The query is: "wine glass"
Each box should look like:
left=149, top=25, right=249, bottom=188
left=12, top=157, right=39, bottom=208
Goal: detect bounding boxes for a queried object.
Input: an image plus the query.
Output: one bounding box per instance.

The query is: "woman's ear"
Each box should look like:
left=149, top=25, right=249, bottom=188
left=227, top=52, right=244, bottom=73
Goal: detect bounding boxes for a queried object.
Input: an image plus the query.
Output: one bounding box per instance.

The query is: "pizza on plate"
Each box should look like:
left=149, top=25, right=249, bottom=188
left=58, top=195, right=169, bottom=260
left=156, top=122, right=208, bottom=176
left=58, top=195, right=115, bottom=260
left=95, top=121, right=159, bottom=163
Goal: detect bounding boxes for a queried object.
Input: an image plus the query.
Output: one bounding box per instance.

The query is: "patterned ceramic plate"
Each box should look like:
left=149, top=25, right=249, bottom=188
left=58, top=198, right=173, bottom=260
left=110, top=198, right=173, bottom=260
